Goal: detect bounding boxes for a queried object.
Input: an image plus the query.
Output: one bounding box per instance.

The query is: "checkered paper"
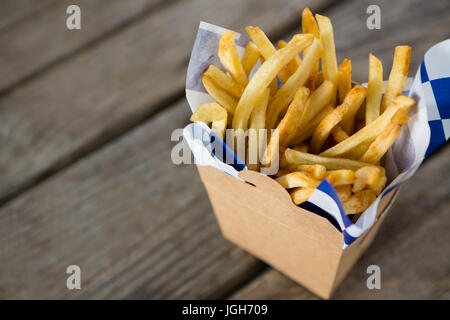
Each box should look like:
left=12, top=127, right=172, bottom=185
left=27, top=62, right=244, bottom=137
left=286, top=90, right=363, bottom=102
left=184, top=22, right=450, bottom=248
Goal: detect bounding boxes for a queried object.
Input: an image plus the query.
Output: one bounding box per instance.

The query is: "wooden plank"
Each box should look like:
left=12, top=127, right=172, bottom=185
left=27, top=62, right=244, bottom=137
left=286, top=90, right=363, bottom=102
left=0, top=99, right=264, bottom=299
left=0, top=0, right=168, bottom=92
left=231, top=145, right=450, bottom=299
left=0, top=0, right=55, bottom=31
left=0, top=0, right=335, bottom=202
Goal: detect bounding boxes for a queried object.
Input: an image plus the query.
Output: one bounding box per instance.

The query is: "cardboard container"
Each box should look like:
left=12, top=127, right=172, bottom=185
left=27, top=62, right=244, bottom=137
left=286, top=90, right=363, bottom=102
left=197, top=165, right=399, bottom=299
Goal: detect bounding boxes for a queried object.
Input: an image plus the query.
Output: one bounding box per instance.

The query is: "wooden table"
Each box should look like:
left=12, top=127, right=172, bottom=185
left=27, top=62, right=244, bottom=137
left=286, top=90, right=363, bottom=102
left=0, top=0, right=449, bottom=299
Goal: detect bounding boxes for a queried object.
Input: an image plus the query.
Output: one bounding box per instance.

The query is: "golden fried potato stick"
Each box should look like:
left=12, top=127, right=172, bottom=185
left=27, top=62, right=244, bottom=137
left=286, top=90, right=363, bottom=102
left=232, top=34, right=313, bottom=131
left=284, top=148, right=381, bottom=171
left=263, top=86, right=310, bottom=167
left=338, top=59, right=352, bottom=104
left=248, top=88, right=270, bottom=170
left=295, top=164, right=327, bottom=180
left=316, top=14, right=338, bottom=106
left=190, top=103, right=228, bottom=140
left=366, top=54, right=383, bottom=124
left=259, top=56, right=279, bottom=96
left=302, top=8, right=320, bottom=89
left=218, top=30, right=249, bottom=87
left=371, top=175, right=387, bottom=195
left=204, top=65, right=243, bottom=99
left=241, top=41, right=261, bottom=76
left=343, top=189, right=376, bottom=214
left=285, top=80, right=334, bottom=144
left=290, top=187, right=315, bottom=205
left=352, top=166, right=380, bottom=193
left=335, top=185, right=352, bottom=203
left=245, top=26, right=291, bottom=83
left=293, top=142, right=309, bottom=153
left=360, top=122, right=403, bottom=164
left=202, top=75, right=237, bottom=115
left=340, top=85, right=367, bottom=134
left=320, top=96, right=415, bottom=157
left=326, top=169, right=355, bottom=186
left=310, top=106, right=344, bottom=154
left=381, top=45, right=411, bottom=113
left=265, top=38, right=323, bottom=129
left=288, top=105, right=334, bottom=146
left=331, top=124, right=349, bottom=143
left=276, top=171, right=321, bottom=189
left=342, top=139, right=373, bottom=160
left=278, top=39, right=302, bottom=76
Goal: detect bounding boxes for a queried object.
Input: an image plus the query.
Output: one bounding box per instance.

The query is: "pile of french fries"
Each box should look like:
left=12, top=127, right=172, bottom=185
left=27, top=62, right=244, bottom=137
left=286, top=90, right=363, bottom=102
left=190, top=8, right=414, bottom=222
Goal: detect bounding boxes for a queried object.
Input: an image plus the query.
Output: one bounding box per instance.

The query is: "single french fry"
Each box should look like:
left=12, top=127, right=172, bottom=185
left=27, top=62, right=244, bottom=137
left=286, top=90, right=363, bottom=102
left=293, top=143, right=309, bottom=153
left=241, top=41, right=261, bottom=76
left=248, top=89, right=270, bottom=170
left=326, top=169, right=355, bottom=186
left=340, top=85, right=367, bottom=134
left=204, top=65, right=243, bottom=99
left=320, top=96, right=415, bottom=157
left=316, top=14, right=338, bottom=106
left=343, top=189, right=376, bottom=214
left=278, top=39, right=302, bottom=76
left=260, top=56, right=279, bottom=96
left=331, top=124, right=349, bottom=143
left=218, top=31, right=249, bottom=87
left=371, top=175, right=387, bottom=195
left=276, top=171, right=321, bottom=189
left=265, top=38, right=323, bottom=129
left=302, top=8, right=320, bottom=89
left=338, top=59, right=352, bottom=104
left=284, top=148, right=381, bottom=171
left=294, top=164, right=327, bottom=180
left=360, top=122, right=403, bottom=164
left=352, top=166, right=380, bottom=192
left=366, top=54, right=383, bottom=124
left=290, top=187, right=315, bottom=205
left=263, top=86, right=310, bottom=166
left=232, top=34, right=313, bottom=130
left=310, top=106, right=344, bottom=153
left=190, top=103, right=228, bottom=140
left=335, top=185, right=352, bottom=203
left=285, top=80, right=334, bottom=144
left=202, top=75, right=237, bottom=115
left=245, top=26, right=291, bottom=83
left=381, top=46, right=411, bottom=113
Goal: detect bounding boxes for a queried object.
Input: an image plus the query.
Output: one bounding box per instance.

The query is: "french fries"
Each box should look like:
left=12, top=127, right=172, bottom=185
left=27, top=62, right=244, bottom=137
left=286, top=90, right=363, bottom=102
left=290, top=187, right=315, bottom=205
left=381, top=46, right=411, bottom=113
left=338, top=59, right=352, bottom=104
left=278, top=39, right=302, bottom=76
left=316, top=14, right=338, bottom=105
left=232, top=34, right=313, bottom=131
left=190, top=103, right=227, bottom=140
left=275, top=171, right=321, bottom=189
left=204, top=65, right=243, bottom=99
left=366, top=54, right=383, bottom=124
left=241, top=41, right=261, bottom=76
left=191, top=8, right=414, bottom=219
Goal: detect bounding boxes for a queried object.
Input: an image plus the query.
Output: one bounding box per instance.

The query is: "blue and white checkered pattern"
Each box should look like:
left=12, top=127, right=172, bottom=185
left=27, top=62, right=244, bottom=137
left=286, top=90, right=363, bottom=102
left=184, top=21, right=450, bottom=249
left=420, top=40, right=450, bottom=156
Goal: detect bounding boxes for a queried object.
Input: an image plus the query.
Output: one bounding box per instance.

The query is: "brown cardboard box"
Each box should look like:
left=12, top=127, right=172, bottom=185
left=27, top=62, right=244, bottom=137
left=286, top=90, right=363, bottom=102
left=197, top=165, right=399, bottom=299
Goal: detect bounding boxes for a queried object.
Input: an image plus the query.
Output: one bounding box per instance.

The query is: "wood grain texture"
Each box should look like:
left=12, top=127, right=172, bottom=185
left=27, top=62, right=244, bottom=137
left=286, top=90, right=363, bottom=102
left=0, top=0, right=335, bottom=202
left=0, top=0, right=55, bottom=31
left=0, top=100, right=264, bottom=299
left=0, top=0, right=167, bottom=92
left=231, top=146, right=450, bottom=299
